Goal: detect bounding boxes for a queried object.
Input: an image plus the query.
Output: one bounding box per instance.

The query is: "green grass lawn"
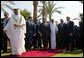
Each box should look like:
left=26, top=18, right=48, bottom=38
left=52, top=50, right=83, bottom=57
left=1, top=47, right=12, bottom=57
left=1, top=52, right=12, bottom=57
left=52, top=53, right=83, bottom=57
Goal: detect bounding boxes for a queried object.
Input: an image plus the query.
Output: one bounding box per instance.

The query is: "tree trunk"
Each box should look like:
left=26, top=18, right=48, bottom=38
left=33, top=1, right=38, bottom=22
left=42, top=1, right=46, bottom=23
left=49, top=14, right=52, bottom=21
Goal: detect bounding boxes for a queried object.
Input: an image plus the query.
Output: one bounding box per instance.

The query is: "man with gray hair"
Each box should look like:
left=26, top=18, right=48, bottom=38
left=1, top=12, right=10, bottom=52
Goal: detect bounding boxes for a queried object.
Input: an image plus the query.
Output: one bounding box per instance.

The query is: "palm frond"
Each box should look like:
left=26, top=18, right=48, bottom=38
left=1, top=1, right=15, bottom=13
left=1, top=7, right=6, bottom=12
left=8, top=1, right=15, bottom=5
left=79, top=1, right=83, bottom=3
left=55, top=10, right=61, bottom=14
left=3, top=4, right=13, bottom=10
left=37, top=11, right=42, bottom=18
left=73, top=18, right=78, bottom=20
left=55, top=7, right=64, bottom=9
left=38, top=8, right=43, bottom=12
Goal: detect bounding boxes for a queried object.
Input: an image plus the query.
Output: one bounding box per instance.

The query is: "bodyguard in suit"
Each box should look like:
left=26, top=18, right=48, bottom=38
left=74, top=25, right=80, bottom=49
left=33, top=19, right=42, bottom=49
left=65, top=16, right=75, bottom=52
left=40, top=19, right=51, bottom=49
left=58, top=19, right=67, bottom=49
left=25, top=17, right=35, bottom=50
left=2, top=12, right=10, bottom=52
left=79, top=16, right=83, bottom=50
left=47, top=21, right=51, bottom=49
left=1, top=18, right=4, bottom=50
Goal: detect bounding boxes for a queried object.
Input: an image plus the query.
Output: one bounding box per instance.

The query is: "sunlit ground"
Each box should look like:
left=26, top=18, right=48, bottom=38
left=1, top=47, right=12, bottom=57
left=1, top=47, right=83, bottom=57
left=52, top=49, right=83, bottom=57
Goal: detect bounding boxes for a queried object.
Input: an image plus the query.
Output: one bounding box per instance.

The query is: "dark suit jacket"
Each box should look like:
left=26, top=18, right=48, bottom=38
left=33, top=22, right=41, bottom=34
left=26, top=21, right=35, bottom=35
left=1, top=18, right=5, bottom=29
left=1, top=18, right=10, bottom=29
left=40, top=23, right=51, bottom=36
left=79, top=22, right=83, bottom=34
left=58, top=23, right=67, bottom=33
left=66, top=21, right=74, bottom=33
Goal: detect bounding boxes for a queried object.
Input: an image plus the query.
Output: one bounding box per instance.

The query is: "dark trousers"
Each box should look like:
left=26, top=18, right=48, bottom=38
left=42, top=34, right=48, bottom=49
left=48, top=35, right=51, bottom=49
left=56, top=32, right=65, bottom=49
left=80, top=33, right=83, bottom=50
left=59, top=33, right=65, bottom=49
left=56, top=33, right=59, bottom=49
left=1, top=32, right=3, bottom=50
left=25, top=35, right=30, bottom=50
left=2, top=33, right=9, bottom=52
left=25, top=33, right=34, bottom=50
left=33, top=33, right=42, bottom=49
left=74, top=33, right=80, bottom=49
left=65, top=34, right=74, bottom=51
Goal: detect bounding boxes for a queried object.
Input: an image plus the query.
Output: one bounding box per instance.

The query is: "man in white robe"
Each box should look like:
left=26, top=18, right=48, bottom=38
left=50, top=19, right=58, bottom=49
left=3, top=8, right=26, bottom=55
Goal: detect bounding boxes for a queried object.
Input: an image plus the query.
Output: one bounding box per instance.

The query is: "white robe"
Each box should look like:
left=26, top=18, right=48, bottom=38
left=50, top=22, right=58, bottom=49
left=4, top=14, right=26, bottom=55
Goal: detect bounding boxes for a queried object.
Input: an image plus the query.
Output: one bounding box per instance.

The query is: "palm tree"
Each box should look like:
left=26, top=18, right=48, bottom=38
left=45, top=1, right=63, bottom=21
left=79, top=1, right=83, bottom=4
left=73, top=1, right=83, bottom=20
left=38, top=1, right=47, bottom=22
left=42, top=1, right=46, bottom=22
left=1, top=1, right=15, bottom=12
left=79, top=1, right=83, bottom=20
left=39, top=1, right=46, bottom=22
left=38, top=1, right=64, bottom=21
left=33, top=1, right=38, bottom=22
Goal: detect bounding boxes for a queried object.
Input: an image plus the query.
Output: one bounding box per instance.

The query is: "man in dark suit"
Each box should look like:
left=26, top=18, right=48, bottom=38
left=47, top=21, right=51, bottom=49
left=65, top=16, right=75, bottom=52
left=74, top=25, right=80, bottom=49
left=79, top=16, right=83, bottom=51
left=33, top=19, right=42, bottom=49
left=58, top=19, right=66, bottom=49
left=25, top=17, right=35, bottom=50
left=1, top=12, right=10, bottom=52
left=40, top=20, right=51, bottom=49
left=1, top=18, right=4, bottom=50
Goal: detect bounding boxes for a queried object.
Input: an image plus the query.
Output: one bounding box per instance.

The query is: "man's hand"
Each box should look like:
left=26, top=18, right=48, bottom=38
left=14, top=24, right=22, bottom=27
left=22, top=24, right=25, bottom=26
left=14, top=24, right=18, bottom=27
left=40, top=33, right=42, bottom=37
left=18, top=25, right=22, bottom=27
left=38, top=32, right=42, bottom=37
left=70, top=33, right=73, bottom=36
left=3, top=30, right=6, bottom=33
left=33, top=33, right=36, bottom=36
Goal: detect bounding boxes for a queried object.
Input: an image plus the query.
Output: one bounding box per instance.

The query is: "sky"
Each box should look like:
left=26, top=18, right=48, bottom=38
left=1, top=1, right=83, bottom=26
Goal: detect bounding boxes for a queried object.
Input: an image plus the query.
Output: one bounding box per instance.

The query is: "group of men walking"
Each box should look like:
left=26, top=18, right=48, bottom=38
left=1, top=10, right=83, bottom=55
